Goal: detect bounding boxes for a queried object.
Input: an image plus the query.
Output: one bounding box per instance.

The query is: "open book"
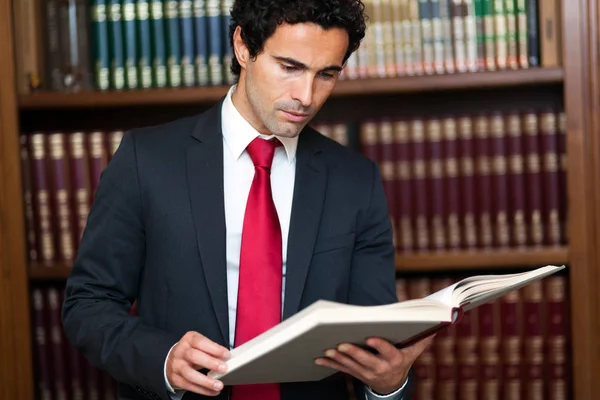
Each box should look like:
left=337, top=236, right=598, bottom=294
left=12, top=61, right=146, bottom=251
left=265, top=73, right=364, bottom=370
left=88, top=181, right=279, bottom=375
left=209, top=264, right=565, bottom=385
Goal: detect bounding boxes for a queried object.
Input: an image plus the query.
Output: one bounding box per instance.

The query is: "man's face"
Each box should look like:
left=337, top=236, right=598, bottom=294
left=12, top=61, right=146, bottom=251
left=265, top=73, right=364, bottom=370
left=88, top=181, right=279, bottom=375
left=232, top=22, right=349, bottom=138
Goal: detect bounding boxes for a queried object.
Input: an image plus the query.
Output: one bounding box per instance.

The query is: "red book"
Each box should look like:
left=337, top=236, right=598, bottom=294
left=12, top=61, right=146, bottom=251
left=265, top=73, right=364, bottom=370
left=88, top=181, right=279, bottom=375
left=443, top=116, right=461, bottom=250
left=426, top=117, right=446, bottom=251
left=505, top=112, right=528, bottom=247
left=394, top=119, right=414, bottom=253
left=411, top=118, right=430, bottom=252
left=68, top=132, right=92, bottom=244
left=501, top=290, right=523, bottom=400
left=377, top=120, right=398, bottom=250
left=474, top=114, right=493, bottom=249
left=456, top=308, right=479, bottom=400
left=20, top=134, right=38, bottom=261
left=457, top=116, right=478, bottom=249
left=489, top=112, right=510, bottom=248
left=539, top=110, right=562, bottom=246
left=478, top=302, right=500, bottom=400
left=31, top=287, right=52, bottom=400
left=544, top=276, right=569, bottom=400
left=522, top=281, right=545, bottom=400
left=522, top=111, right=545, bottom=247
left=88, top=131, right=109, bottom=200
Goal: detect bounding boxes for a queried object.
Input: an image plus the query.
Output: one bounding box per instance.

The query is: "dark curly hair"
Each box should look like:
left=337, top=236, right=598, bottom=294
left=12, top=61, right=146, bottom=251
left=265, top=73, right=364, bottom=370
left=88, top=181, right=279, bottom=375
left=228, top=0, right=367, bottom=77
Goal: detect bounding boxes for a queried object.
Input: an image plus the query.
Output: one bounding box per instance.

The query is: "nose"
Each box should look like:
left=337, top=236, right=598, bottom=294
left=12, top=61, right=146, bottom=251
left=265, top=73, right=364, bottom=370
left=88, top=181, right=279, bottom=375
left=290, top=74, right=314, bottom=109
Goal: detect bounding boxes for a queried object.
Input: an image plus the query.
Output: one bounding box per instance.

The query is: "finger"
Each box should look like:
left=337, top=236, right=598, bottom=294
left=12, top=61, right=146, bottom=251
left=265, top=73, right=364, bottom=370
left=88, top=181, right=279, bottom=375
left=315, top=356, right=356, bottom=378
left=172, top=362, right=225, bottom=394
left=400, top=334, right=436, bottom=360
left=187, top=332, right=231, bottom=359
left=364, top=337, right=402, bottom=361
left=336, top=343, right=382, bottom=369
left=320, top=349, right=372, bottom=380
left=181, top=347, right=228, bottom=373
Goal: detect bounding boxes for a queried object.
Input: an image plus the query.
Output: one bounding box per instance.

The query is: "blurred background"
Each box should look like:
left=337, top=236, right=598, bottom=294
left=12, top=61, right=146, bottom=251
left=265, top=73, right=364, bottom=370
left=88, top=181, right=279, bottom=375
left=1, top=0, right=597, bottom=399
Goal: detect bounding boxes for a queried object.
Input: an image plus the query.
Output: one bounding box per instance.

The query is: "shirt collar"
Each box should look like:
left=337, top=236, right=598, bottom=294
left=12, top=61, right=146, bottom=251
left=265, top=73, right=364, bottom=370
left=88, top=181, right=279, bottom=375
left=221, top=85, right=298, bottom=163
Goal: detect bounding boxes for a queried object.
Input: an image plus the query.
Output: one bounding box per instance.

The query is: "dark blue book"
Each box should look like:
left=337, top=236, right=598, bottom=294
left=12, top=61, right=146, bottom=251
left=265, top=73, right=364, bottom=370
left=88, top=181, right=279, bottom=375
left=193, top=0, right=209, bottom=85
left=91, top=0, right=110, bottom=90
left=179, top=0, right=196, bottom=86
left=206, top=0, right=223, bottom=85
left=135, top=0, right=153, bottom=88
left=150, top=0, right=167, bottom=87
left=123, top=0, right=139, bottom=89
left=165, top=0, right=182, bottom=87
left=108, top=0, right=125, bottom=89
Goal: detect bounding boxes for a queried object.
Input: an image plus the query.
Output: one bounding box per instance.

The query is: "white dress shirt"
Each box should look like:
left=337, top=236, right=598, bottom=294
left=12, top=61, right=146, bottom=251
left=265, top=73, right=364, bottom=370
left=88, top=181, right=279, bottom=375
left=164, top=85, right=406, bottom=399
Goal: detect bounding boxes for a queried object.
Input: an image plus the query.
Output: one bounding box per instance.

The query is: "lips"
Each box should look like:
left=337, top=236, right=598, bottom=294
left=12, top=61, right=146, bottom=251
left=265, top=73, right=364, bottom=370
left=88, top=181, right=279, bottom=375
left=282, top=110, right=310, bottom=122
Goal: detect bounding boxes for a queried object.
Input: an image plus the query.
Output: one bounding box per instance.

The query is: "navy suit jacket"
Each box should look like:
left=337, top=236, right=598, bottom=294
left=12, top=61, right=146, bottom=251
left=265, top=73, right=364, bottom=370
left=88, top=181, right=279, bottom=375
left=62, top=99, right=415, bottom=400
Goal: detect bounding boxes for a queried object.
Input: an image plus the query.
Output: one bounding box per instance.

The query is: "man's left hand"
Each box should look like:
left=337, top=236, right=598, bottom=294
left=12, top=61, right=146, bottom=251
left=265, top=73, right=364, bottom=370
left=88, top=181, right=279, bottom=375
left=314, top=334, right=435, bottom=395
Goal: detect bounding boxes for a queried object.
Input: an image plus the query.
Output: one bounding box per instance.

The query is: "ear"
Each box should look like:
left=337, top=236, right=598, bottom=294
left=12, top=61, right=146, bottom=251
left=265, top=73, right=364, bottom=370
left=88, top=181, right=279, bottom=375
left=233, top=26, right=250, bottom=70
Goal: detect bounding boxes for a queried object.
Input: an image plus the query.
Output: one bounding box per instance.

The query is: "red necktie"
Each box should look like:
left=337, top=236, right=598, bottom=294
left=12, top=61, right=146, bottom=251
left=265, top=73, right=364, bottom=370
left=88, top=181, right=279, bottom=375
left=232, top=137, right=282, bottom=400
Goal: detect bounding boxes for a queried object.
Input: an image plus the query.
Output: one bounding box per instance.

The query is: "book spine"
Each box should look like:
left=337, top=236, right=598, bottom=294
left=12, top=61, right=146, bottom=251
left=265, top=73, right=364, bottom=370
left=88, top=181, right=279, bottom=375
left=136, top=0, right=153, bottom=89
left=557, top=111, right=567, bottom=243
left=427, top=118, right=446, bottom=250
left=409, top=0, right=424, bottom=75
left=68, top=132, right=91, bottom=244
left=193, top=0, right=210, bottom=86
left=360, top=121, right=380, bottom=162
left=20, top=135, right=38, bottom=261
left=31, top=288, right=52, bottom=400
left=88, top=132, right=109, bottom=197
left=458, top=116, right=478, bottom=249
left=478, top=302, right=500, bottom=400
left=408, top=279, right=435, bottom=399
left=164, top=0, right=182, bottom=87
left=463, top=0, right=478, bottom=72
left=222, top=0, right=235, bottom=84
left=525, top=0, right=539, bottom=67
left=108, top=0, right=125, bottom=90
left=49, top=133, right=76, bottom=262
left=431, top=0, right=445, bottom=74
left=474, top=0, right=486, bottom=70
left=506, top=112, right=527, bottom=247
left=539, top=110, right=561, bottom=246
left=394, top=119, right=414, bottom=253
left=400, top=0, right=415, bottom=76
left=44, top=0, right=63, bottom=90
left=412, top=119, right=429, bottom=251
left=501, top=290, right=522, bottom=400
left=179, top=0, right=196, bottom=87
left=505, top=0, right=519, bottom=68
left=331, top=123, right=349, bottom=147
left=539, top=0, right=561, bottom=67
left=443, top=117, right=461, bottom=250
left=432, top=278, right=457, bottom=400
left=382, top=0, right=397, bottom=77
left=515, top=0, right=529, bottom=68
left=30, top=134, right=56, bottom=264
left=482, top=0, right=496, bottom=70
left=523, top=282, right=545, bottom=400
left=489, top=112, right=510, bottom=248
left=544, top=276, right=568, bottom=400
left=451, top=0, right=467, bottom=72
left=419, top=0, right=434, bottom=74
left=108, top=130, right=125, bottom=157
left=150, top=0, right=167, bottom=87
left=439, top=0, right=455, bottom=73
left=47, top=287, right=69, bottom=400
left=456, top=308, right=479, bottom=400
left=123, top=0, right=139, bottom=89
left=12, top=0, right=45, bottom=93
left=91, top=0, right=110, bottom=91
left=372, top=0, right=387, bottom=77
left=523, top=111, right=544, bottom=246
left=493, top=0, right=507, bottom=69
left=76, top=0, right=94, bottom=90
left=206, top=0, right=223, bottom=85
left=378, top=120, right=398, bottom=249
left=474, top=114, right=493, bottom=249
left=392, top=0, right=407, bottom=76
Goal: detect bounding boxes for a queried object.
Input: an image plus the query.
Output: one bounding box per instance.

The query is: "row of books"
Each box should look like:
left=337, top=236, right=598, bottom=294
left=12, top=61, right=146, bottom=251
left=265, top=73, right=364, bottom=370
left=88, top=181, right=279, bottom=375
left=341, top=0, right=561, bottom=81
left=20, top=131, right=124, bottom=264
left=31, top=285, right=118, bottom=400
left=316, top=108, right=567, bottom=253
left=394, top=273, right=569, bottom=400
left=12, top=0, right=561, bottom=93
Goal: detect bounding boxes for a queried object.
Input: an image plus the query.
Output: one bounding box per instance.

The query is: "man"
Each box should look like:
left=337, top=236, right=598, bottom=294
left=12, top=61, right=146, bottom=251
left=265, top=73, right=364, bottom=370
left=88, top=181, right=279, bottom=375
left=62, top=0, right=434, bottom=399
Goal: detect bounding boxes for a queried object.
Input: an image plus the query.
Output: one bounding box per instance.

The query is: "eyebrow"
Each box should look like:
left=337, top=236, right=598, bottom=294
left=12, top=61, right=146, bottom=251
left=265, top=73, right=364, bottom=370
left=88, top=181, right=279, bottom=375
left=272, top=56, right=343, bottom=73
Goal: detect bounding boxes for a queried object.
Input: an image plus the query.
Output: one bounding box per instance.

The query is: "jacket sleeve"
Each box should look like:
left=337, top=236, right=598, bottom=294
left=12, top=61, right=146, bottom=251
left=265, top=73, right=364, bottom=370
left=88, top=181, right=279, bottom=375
left=62, top=131, right=179, bottom=400
left=348, top=161, right=416, bottom=399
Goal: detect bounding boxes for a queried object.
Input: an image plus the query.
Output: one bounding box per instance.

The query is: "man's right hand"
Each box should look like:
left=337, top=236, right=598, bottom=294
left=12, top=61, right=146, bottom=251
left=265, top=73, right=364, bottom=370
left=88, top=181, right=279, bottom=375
left=166, top=331, right=230, bottom=396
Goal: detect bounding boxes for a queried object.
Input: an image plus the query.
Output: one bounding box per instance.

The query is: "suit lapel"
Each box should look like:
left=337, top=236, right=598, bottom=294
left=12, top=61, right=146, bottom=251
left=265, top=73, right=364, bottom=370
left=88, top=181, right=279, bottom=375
left=186, top=101, right=229, bottom=345
left=283, top=130, right=327, bottom=320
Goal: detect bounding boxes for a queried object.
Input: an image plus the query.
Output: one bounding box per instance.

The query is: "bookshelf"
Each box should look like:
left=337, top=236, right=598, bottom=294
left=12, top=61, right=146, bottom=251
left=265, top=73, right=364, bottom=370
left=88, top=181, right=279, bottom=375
left=17, top=67, right=564, bottom=109
left=1, top=1, right=600, bottom=400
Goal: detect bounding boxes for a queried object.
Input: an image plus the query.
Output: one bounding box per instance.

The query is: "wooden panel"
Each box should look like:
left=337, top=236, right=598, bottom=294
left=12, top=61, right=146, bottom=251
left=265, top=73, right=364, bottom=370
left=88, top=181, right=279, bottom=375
left=29, top=263, right=73, bottom=280
left=0, top=0, right=33, bottom=399
left=17, top=68, right=563, bottom=109
left=396, top=247, right=569, bottom=271
left=562, top=0, right=600, bottom=399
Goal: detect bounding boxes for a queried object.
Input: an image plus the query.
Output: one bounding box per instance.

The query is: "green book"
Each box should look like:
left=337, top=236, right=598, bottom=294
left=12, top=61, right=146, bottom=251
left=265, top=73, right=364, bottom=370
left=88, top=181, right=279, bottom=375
left=91, top=0, right=110, bottom=91
left=482, top=0, right=496, bottom=70
left=108, top=0, right=125, bottom=89
left=123, top=0, right=139, bottom=89
left=164, top=0, right=182, bottom=87
left=136, top=0, right=153, bottom=88
left=515, top=0, right=529, bottom=68
left=493, top=0, right=507, bottom=69
left=150, top=0, right=167, bottom=87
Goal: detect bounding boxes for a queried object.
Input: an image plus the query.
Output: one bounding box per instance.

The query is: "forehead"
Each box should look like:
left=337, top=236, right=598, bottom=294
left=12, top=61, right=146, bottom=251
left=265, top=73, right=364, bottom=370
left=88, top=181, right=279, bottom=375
left=263, top=22, right=349, bottom=66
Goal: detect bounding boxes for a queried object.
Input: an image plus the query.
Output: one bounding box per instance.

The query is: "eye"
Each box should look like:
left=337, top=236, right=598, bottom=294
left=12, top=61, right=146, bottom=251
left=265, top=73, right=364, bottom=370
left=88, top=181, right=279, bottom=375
left=281, top=64, right=298, bottom=72
left=319, top=71, right=336, bottom=80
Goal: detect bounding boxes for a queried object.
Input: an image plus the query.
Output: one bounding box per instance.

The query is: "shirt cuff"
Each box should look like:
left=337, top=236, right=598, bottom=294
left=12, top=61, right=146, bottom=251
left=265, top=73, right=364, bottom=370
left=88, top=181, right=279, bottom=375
left=363, top=375, right=409, bottom=400
left=164, top=342, right=187, bottom=400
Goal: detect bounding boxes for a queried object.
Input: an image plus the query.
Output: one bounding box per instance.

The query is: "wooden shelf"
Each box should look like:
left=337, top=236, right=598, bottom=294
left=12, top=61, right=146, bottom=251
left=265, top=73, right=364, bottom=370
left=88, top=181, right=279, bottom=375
left=396, top=246, right=569, bottom=272
left=18, top=68, right=564, bottom=110
left=29, top=246, right=569, bottom=279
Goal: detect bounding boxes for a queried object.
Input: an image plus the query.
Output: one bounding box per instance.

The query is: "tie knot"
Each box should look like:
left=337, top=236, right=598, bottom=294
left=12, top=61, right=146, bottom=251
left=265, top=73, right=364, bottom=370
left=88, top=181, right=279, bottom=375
left=247, top=137, right=281, bottom=168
